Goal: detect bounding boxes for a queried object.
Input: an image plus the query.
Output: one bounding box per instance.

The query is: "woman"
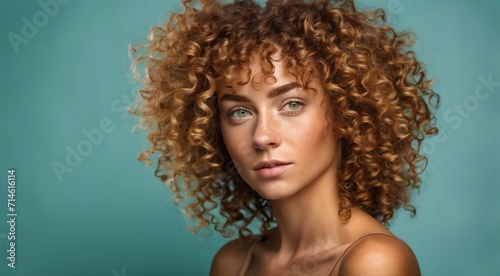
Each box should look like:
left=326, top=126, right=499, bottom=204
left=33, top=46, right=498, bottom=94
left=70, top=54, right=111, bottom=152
left=130, top=0, right=438, bottom=275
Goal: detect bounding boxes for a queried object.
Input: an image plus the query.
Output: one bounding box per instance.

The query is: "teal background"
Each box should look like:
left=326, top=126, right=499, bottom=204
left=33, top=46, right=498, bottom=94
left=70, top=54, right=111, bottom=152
left=0, top=0, right=499, bottom=275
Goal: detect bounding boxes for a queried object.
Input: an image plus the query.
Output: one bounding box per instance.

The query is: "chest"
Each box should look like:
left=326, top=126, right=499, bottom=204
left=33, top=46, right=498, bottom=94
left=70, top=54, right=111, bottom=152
left=245, top=246, right=349, bottom=276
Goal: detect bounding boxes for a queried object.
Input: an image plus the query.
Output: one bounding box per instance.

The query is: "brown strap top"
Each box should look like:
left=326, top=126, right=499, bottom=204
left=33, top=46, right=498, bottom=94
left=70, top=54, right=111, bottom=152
left=327, top=232, right=400, bottom=275
left=237, top=233, right=399, bottom=276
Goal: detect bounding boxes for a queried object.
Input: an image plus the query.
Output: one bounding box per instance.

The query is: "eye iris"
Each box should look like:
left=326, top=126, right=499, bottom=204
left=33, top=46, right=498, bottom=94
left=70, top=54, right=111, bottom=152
left=232, top=109, right=248, bottom=118
left=288, top=102, right=301, bottom=110
left=238, top=110, right=247, bottom=117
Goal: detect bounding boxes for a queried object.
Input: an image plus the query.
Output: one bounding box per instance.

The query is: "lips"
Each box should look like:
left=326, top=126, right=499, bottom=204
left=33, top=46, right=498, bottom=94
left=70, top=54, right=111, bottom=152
left=253, top=160, right=292, bottom=178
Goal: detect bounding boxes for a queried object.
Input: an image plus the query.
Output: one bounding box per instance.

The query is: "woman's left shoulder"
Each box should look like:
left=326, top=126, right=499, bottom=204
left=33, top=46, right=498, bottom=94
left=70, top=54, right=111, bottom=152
left=338, top=233, right=421, bottom=276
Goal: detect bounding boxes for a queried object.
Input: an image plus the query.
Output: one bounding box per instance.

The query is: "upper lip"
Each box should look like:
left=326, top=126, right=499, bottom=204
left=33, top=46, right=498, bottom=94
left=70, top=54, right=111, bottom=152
left=253, top=160, right=291, bottom=170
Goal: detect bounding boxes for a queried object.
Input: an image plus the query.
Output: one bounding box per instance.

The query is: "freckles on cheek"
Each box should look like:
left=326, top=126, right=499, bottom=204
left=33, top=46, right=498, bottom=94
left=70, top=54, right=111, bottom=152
left=299, top=116, right=329, bottom=142
left=231, top=138, right=253, bottom=160
left=221, top=126, right=248, bottom=159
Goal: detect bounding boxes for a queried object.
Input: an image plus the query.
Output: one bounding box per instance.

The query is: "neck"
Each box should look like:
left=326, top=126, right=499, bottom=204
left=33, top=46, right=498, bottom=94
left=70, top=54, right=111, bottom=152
left=268, top=167, right=345, bottom=260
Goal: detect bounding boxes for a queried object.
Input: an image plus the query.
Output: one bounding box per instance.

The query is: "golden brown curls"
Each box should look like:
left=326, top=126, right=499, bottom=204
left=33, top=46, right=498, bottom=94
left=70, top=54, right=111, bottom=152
left=130, top=0, right=439, bottom=239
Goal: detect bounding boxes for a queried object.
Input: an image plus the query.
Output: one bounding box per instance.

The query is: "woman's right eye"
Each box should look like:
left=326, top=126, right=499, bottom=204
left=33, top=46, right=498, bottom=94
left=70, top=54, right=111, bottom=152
left=228, top=108, right=251, bottom=119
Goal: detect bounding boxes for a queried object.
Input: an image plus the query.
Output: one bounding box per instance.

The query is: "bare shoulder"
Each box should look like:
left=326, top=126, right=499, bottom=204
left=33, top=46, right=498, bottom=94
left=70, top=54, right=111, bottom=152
left=210, top=236, right=258, bottom=276
left=338, top=234, right=421, bottom=276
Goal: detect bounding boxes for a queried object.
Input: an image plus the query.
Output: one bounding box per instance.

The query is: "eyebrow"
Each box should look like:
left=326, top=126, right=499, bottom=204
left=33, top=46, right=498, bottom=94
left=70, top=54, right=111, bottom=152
left=219, top=82, right=301, bottom=103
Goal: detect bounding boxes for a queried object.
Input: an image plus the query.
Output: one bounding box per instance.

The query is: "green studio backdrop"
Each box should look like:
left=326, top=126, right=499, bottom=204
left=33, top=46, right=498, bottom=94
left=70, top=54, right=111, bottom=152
left=1, top=0, right=499, bottom=275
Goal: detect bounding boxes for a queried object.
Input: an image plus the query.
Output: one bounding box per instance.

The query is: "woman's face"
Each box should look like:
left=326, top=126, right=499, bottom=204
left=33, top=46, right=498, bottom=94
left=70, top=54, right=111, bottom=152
left=218, top=56, right=341, bottom=200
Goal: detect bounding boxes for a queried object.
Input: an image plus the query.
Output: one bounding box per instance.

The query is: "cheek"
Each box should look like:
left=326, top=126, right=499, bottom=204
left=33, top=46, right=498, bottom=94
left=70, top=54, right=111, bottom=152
left=291, top=113, right=329, bottom=144
left=294, top=118, right=336, bottom=162
left=220, top=122, right=235, bottom=154
left=221, top=122, right=249, bottom=162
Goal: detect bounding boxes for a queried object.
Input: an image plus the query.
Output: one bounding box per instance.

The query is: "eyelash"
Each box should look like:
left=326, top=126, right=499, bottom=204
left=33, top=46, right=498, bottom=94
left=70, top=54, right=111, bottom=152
left=226, top=98, right=306, bottom=120
left=227, top=106, right=251, bottom=119
left=281, top=98, right=305, bottom=114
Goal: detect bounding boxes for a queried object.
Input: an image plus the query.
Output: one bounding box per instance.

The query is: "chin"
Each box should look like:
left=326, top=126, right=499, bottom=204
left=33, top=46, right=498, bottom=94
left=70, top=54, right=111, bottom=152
left=253, top=186, right=300, bottom=201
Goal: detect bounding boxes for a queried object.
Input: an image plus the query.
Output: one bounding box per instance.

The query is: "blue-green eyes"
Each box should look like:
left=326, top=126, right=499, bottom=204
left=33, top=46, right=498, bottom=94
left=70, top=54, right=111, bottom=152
left=227, top=99, right=305, bottom=120
left=229, top=109, right=251, bottom=118
left=284, top=100, right=303, bottom=111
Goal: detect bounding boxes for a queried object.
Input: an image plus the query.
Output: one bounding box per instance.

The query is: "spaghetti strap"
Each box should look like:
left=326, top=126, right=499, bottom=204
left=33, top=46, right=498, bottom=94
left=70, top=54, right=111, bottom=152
left=328, top=233, right=398, bottom=276
left=237, top=236, right=263, bottom=276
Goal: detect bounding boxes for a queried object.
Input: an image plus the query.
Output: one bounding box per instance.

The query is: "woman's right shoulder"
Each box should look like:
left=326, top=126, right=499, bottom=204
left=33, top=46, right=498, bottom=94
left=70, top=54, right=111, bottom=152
left=209, top=236, right=260, bottom=276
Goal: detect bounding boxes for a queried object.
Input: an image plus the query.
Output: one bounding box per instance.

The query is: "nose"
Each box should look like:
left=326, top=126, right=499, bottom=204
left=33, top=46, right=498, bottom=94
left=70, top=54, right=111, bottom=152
left=252, top=116, right=281, bottom=151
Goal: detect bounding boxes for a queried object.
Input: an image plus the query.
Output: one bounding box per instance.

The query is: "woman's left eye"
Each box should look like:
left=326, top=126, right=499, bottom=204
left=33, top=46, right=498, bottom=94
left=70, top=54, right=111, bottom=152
left=281, top=99, right=305, bottom=112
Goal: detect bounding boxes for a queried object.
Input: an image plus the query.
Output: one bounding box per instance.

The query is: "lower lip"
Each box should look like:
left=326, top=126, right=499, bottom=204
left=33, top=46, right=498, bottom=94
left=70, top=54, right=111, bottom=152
left=254, top=164, right=291, bottom=178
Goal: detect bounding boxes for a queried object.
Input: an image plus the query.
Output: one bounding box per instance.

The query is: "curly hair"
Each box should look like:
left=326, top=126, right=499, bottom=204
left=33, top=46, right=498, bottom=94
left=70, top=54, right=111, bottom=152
left=129, top=0, right=439, bottom=239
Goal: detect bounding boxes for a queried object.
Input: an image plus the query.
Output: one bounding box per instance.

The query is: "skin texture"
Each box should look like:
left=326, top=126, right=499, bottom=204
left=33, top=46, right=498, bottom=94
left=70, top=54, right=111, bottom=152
left=211, top=56, right=421, bottom=275
left=218, top=55, right=341, bottom=202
